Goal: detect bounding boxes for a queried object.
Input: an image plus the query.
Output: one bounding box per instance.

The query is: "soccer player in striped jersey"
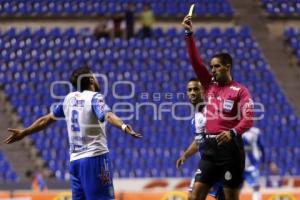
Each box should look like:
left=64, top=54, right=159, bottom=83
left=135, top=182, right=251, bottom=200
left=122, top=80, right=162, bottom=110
left=5, top=67, right=142, bottom=200
left=242, top=127, right=264, bottom=200
left=176, top=78, right=224, bottom=200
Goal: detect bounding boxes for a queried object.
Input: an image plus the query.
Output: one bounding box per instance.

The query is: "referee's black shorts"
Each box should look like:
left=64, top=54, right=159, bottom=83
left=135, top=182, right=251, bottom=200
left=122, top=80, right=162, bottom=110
left=195, top=135, right=245, bottom=189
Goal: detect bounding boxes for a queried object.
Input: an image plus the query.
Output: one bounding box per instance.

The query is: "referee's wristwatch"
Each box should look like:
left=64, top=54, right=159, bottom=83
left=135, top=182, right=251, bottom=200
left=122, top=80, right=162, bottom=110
left=229, top=129, right=237, bottom=138
left=184, top=29, right=193, bottom=36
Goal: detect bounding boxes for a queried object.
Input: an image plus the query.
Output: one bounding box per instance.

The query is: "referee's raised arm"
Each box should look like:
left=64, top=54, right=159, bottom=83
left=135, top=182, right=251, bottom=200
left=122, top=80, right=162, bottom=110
left=182, top=15, right=212, bottom=91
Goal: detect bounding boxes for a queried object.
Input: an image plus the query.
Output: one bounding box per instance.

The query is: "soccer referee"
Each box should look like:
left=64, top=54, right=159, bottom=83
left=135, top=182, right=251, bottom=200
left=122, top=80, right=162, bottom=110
left=182, top=15, right=254, bottom=200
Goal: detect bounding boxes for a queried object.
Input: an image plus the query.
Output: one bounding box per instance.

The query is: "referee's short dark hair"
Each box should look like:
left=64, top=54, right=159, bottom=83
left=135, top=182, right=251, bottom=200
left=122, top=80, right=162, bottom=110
left=70, top=66, right=93, bottom=91
left=212, top=53, right=233, bottom=67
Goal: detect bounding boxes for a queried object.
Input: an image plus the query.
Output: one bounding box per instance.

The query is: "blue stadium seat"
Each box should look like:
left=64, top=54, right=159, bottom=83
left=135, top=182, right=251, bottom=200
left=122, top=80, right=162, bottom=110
left=0, top=0, right=234, bottom=17
left=0, top=151, right=17, bottom=182
left=261, top=0, right=300, bottom=16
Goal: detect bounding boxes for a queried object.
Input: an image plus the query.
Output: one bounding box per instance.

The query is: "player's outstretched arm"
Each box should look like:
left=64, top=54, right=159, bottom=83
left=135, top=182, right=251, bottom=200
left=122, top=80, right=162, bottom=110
left=4, top=113, right=56, bottom=144
left=176, top=140, right=198, bottom=169
left=106, top=112, right=142, bottom=139
left=91, top=93, right=141, bottom=138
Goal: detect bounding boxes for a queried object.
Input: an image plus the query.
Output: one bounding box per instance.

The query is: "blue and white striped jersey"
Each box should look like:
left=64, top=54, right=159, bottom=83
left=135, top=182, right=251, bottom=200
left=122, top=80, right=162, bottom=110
left=191, top=111, right=206, bottom=148
left=53, top=90, right=111, bottom=161
left=242, top=127, right=264, bottom=172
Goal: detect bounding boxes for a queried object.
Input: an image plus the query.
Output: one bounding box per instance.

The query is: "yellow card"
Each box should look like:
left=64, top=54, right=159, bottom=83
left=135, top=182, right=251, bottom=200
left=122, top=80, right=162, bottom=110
left=188, top=4, right=195, bottom=17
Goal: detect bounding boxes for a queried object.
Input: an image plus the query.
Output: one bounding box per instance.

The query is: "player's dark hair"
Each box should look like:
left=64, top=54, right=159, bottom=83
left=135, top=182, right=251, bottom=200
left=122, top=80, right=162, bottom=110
left=212, top=53, right=233, bottom=67
left=187, top=77, right=199, bottom=83
left=70, top=66, right=93, bottom=92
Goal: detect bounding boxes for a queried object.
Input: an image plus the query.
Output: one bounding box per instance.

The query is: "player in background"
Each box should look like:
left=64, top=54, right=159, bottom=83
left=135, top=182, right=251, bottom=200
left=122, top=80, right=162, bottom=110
left=266, top=162, right=283, bottom=188
left=176, top=78, right=225, bottom=200
left=25, top=169, right=48, bottom=191
left=5, top=67, right=142, bottom=200
left=242, top=127, right=264, bottom=200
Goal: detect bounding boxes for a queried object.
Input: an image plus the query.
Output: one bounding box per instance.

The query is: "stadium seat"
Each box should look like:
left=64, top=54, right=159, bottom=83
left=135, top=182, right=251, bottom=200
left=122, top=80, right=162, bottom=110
left=0, top=151, right=18, bottom=182
left=261, top=0, right=300, bottom=16
left=0, top=0, right=234, bottom=17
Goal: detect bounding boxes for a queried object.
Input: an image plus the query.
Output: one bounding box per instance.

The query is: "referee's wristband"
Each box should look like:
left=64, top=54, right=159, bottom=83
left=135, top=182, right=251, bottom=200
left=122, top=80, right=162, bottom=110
left=121, top=124, right=128, bottom=132
left=184, top=29, right=193, bottom=36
